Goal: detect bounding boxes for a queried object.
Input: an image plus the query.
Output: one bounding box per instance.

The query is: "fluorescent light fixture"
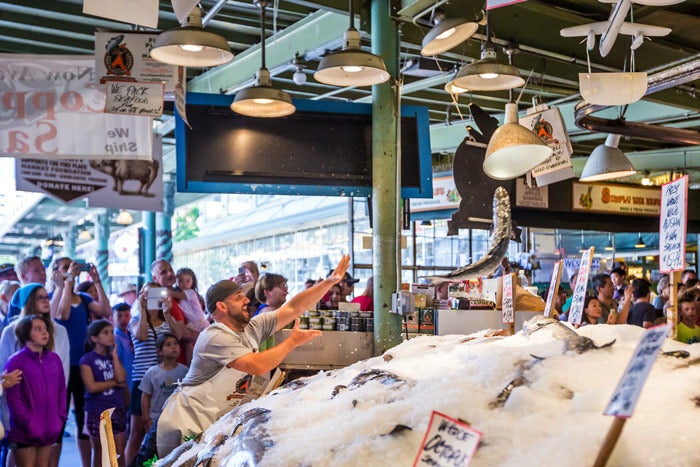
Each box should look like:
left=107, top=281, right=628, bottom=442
left=482, top=103, right=553, bottom=180
left=421, top=12, right=478, bottom=56
left=579, top=72, right=647, bottom=105
left=580, top=134, right=636, bottom=182
left=150, top=7, right=233, bottom=67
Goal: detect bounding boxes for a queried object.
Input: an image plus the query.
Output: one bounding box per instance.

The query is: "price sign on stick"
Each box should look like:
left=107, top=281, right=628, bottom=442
left=568, top=247, right=594, bottom=325
left=413, top=411, right=482, bottom=467
left=544, top=261, right=563, bottom=318
left=501, top=273, right=514, bottom=325
left=659, top=176, right=688, bottom=273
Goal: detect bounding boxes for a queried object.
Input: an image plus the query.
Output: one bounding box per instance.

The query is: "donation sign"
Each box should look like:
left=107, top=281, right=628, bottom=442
left=501, top=273, right=514, bottom=325
left=0, top=55, right=152, bottom=160
left=568, top=247, right=594, bottom=325
left=659, top=176, right=688, bottom=273
left=605, top=324, right=670, bottom=418
left=413, top=411, right=482, bottom=467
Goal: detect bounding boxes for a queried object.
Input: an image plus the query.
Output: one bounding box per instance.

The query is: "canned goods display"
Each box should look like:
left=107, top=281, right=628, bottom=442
left=299, top=316, right=309, bottom=329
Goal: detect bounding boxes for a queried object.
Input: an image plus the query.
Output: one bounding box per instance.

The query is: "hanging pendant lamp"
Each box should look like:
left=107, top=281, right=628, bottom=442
left=421, top=10, right=478, bottom=56
left=230, top=0, right=295, bottom=118
left=482, top=102, right=553, bottom=180
left=150, top=7, right=233, bottom=67
left=314, top=0, right=389, bottom=87
left=448, top=41, right=525, bottom=92
left=579, top=134, right=636, bottom=182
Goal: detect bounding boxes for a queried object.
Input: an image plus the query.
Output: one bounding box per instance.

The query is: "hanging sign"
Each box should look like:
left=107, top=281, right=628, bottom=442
left=501, top=273, right=514, bottom=324
left=568, top=247, right=594, bottom=325
left=0, top=55, right=152, bottom=160
left=94, top=33, right=177, bottom=93
left=572, top=182, right=661, bottom=216
left=174, top=67, right=191, bottom=128
left=659, top=176, right=688, bottom=273
left=604, top=324, right=670, bottom=417
left=15, top=136, right=163, bottom=212
left=411, top=176, right=461, bottom=212
left=543, top=261, right=563, bottom=318
left=105, top=81, right=164, bottom=116
left=83, top=0, right=159, bottom=28
left=515, top=178, right=548, bottom=208
left=563, top=257, right=601, bottom=271
left=413, top=411, right=482, bottom=467
left=486, top=0, right=528, bottom=9
left=520, top=106, right=575, bottom=186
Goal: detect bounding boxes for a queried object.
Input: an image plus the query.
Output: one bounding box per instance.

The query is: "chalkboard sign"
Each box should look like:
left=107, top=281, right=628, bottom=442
left=175, top=93, right=432, bottom=198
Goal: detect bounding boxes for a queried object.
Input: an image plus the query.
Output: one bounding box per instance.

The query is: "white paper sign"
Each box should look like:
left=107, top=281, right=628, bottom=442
left=572, top=182, right=661, bottom=216
left=413, top=411, right=482, bottom=467
left=568, top=247, right=594, bottom=325
left=563, top=257, right=601, bottom=271
left=501, top=273, right=514, bottom=324
left=94, top=33, right=177, bottom=93
left=84, top=0, right=160, bottom=28
left=172, top=0, right=201, bottom=24
left=515, top=178, right=548, bottom=208
left=105, top=81, right=164, bottom=116
left=544, top=261, right=562, bottom=318
left=0, top=55, right=152, bottom=160
left=659, top=176, right=688, bottom=273
left=520, top=106, right=575, bottom=186
left=605, top=324, right=670, bottom=418
left=174, top=67, right=191, bottom=128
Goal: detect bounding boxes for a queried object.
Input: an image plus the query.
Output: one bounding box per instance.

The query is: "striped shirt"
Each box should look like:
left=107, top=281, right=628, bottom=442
left=131, top=320, right=171, bottom=382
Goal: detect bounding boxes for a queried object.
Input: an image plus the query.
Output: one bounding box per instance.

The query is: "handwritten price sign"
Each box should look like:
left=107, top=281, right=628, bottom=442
left=568, top=247, right=594, bottom=326
left=501, top=273, right=514, bottom=325
left=659, top=176, right=687, bottom=273
left=414, top=411, right=482, bottom=467
left=104, top=81, right=164, bottom=117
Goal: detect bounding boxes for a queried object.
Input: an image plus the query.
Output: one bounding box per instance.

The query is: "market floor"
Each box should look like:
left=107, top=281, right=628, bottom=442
left=59, top=414, right=84, bottom=467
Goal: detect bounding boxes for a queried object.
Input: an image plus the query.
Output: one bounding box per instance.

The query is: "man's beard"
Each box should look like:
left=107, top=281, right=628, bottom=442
left=228, top=307, right=250, bottom=326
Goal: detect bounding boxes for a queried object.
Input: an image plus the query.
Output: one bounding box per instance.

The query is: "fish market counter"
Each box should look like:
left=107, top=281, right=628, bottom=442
left=435, top=309, right=542, bottom=335
left=275, top=330, right=374, bottom=370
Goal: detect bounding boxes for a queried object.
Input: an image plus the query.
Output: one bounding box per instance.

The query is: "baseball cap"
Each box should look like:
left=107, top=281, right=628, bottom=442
left=0, top=263, right=16, bottom=279
left=205, top=280, right=242, bottom=314
left=328, top=270, right=360, bottom=284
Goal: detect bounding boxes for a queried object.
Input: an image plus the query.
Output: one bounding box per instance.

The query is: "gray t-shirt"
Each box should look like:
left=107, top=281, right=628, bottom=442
left=180, top=313, right=277, bottom=387
left=138, top=363, right=189, bottom=420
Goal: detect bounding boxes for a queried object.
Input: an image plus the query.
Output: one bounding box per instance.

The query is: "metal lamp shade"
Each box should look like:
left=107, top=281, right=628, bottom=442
left=421, top=17, right=478, bottom=56
left=482, top=103, right=553, bottom=180
left=151, top=28, right=233, bottom=67
left=230, top=68, right=295, bottom=118
left=450, top=59, right=525, bottom=92
left=314, top=28, right=390, bottom=87
left=579, top=134, right=636, bottom=182
left=579, top=72, right=647, bottom=106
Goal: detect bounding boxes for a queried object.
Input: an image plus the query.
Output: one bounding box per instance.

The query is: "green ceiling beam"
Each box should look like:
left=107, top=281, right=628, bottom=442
left=187, top=10, right=348, bottom=93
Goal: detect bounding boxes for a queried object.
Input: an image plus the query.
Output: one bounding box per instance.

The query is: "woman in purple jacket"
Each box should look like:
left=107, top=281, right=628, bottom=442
left=5, top=314, right=67, bottom=466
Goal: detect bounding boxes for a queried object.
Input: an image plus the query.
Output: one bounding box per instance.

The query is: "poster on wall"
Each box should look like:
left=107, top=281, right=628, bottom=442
left=94, top=32, right=177, bottom=92
left=0, top=55, right=152, bottom=160
left=15, top=136, right=163, bottom=212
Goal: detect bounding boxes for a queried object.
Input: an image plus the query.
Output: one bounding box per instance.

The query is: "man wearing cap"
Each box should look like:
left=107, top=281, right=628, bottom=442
left=332, top=272, right=359, bottom=302
left=117, top=283, right=138, bottom=307
left=157, top=255, right=350, bottom=457
left=0, top=264, right=18, bottom=283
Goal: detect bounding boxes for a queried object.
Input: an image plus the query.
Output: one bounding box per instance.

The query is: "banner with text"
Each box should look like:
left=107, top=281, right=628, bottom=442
left=572, top=182, right=660, bottom=216
left=659, top=176, right=688, bottom=273
left=94, top=33, right=177, bottom=92
left=16, top=136, right=163, bottom=211
left=0, top=55, right=152, bottom=160
left=411, top=175, right=461, bottom=212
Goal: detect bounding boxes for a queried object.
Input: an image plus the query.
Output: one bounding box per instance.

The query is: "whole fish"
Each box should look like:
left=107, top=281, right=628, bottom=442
left=423, top=187, right=511, bottom=284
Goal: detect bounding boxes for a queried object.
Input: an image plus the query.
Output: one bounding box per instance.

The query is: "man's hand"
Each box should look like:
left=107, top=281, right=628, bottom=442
left=327, top=255, right=351, bottom=284
left=287, top=318, right=321, bottom=346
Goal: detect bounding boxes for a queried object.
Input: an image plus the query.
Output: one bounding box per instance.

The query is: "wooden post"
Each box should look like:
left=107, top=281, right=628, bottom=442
left=593, top=417, right=627, bottom=467
left=668, top=270, right=680, bottom=340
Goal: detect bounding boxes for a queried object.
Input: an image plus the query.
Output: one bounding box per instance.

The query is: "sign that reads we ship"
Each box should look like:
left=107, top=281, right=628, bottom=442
left=0, top=55, right=152, bottom=160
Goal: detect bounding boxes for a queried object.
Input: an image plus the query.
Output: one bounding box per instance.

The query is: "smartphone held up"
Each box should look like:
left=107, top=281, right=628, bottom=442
left=147, top=287, right=168, bottom=310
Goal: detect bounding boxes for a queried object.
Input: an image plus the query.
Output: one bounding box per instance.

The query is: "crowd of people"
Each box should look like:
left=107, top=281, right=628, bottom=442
left=0, top=255, right=358, bottom=467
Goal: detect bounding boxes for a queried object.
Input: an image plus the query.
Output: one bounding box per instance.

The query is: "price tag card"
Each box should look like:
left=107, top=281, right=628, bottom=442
left=543, top=260, right=562, bottom=318
left=413, top=411, right=482, bottom=467
left=568, top=247, right=594, bottom=325
left=501, top=273, right=514, bottom=324
left=105, top=81, right=164, bottom=116
left=659, top=175, right=688, bottom=273
left=605, top=324, right=670, bottom=418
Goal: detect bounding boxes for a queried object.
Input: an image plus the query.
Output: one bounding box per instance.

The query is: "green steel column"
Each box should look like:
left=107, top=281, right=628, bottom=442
left=371, top=0, right=402, bottom=354
left=156, top=180, right=175, bottom=263
left=96, top=211, right=111, bottom=294
left=64, top=226, right=77, bottom=259
left=143, top=212, right=156, bottom=282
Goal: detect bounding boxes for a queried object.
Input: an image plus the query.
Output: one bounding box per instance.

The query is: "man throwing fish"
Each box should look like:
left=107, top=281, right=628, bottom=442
left=156, top=255, right=350, bottom=457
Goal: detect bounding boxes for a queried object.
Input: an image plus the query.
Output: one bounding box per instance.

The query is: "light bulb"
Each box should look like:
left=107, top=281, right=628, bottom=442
left=253, top=98, right=274, bottom=105
left=436, top=28, right=456, bottom=40
left=341, top=65, right=364, bottom=73
left=479, top=72, right=499, bottom=79
left=179, top=44, right=204, bottom=52
left=293, top=69, right=306, bottom=85
left=641, top=176, right=652, bottom=186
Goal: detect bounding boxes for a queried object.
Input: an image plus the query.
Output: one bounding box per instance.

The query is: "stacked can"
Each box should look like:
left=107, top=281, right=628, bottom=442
left=306, top=310, right=322, bottom=330
left=322, top=310, right=336, bottom=331
left=336, top=311, right=351, bottom=331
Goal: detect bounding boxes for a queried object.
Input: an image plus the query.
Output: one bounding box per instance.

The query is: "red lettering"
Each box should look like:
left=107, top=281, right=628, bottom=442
left=59, top=91, right=83, bottom=112
left=6, top=129, right=31, bottom=153
left=31, top=92, right=57, bottom=120
left=35, top=121, right=57, bottom=154
left=1, top=92, right=27, bottom=119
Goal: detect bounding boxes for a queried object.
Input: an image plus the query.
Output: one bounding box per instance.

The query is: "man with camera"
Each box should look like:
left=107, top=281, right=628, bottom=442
left=156, top=255, right=350, bottom=458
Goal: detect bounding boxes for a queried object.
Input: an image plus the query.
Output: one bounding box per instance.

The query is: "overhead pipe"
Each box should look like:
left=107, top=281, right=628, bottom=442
left=574, top=59, right=700, bottom=145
